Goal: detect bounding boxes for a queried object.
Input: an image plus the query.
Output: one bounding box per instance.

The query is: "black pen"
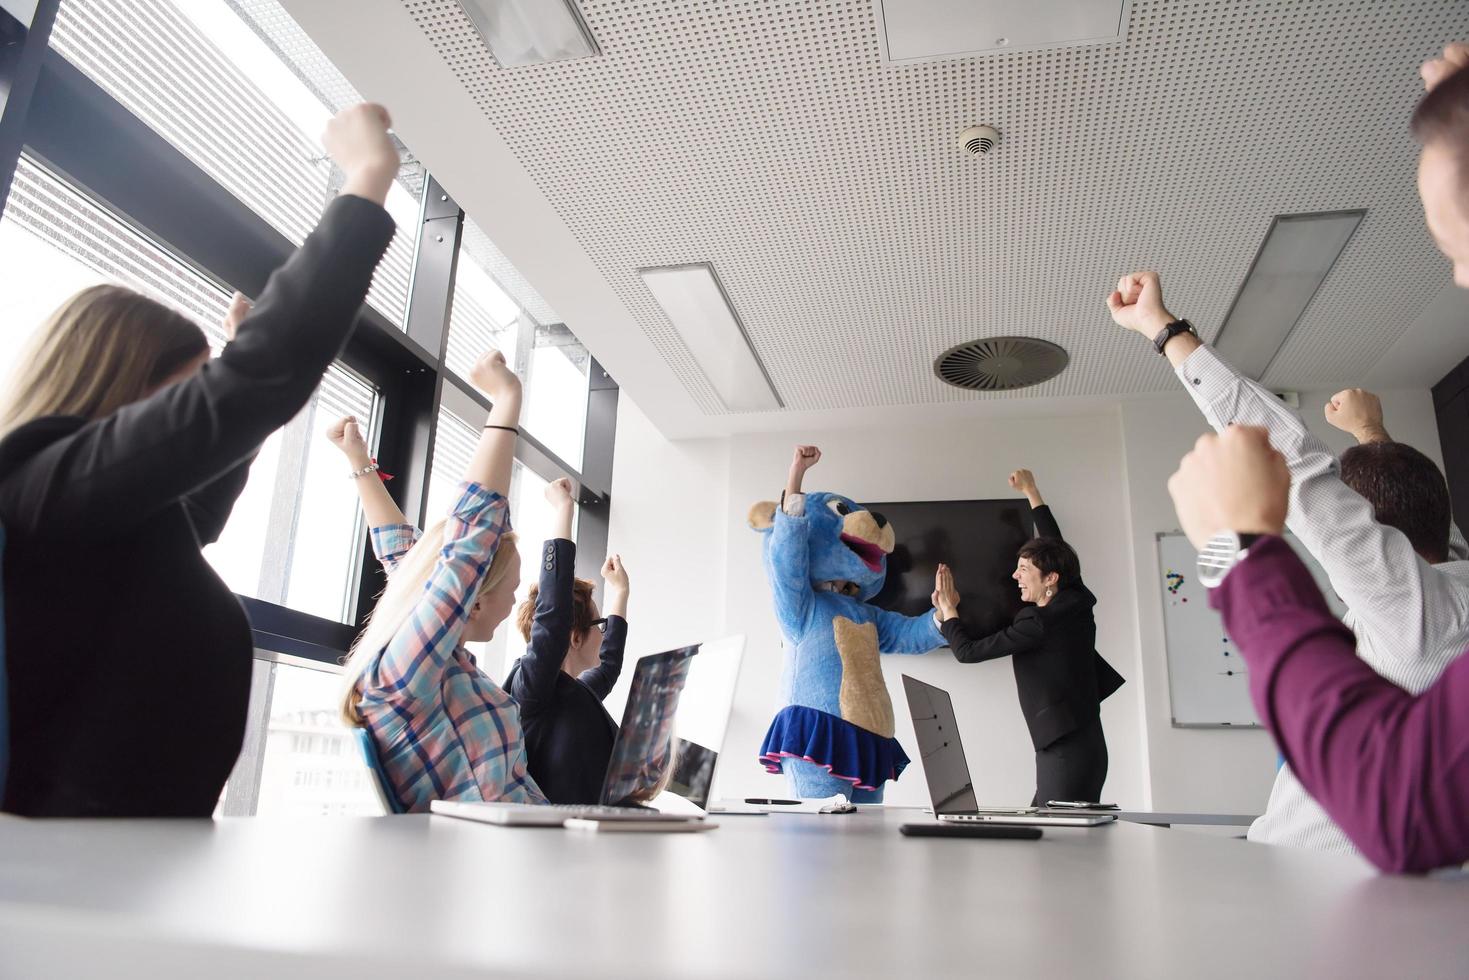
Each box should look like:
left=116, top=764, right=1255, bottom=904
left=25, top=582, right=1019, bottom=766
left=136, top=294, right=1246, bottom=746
left=744, top=798, right=802, bottom=805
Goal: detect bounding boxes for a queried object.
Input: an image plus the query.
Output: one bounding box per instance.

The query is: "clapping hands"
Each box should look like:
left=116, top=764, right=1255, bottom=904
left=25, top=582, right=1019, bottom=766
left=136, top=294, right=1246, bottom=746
left=931, top=564, right=960, bottom=622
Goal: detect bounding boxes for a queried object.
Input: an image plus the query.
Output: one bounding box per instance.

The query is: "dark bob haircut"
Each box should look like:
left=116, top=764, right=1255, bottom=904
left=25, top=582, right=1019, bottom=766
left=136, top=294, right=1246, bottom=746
left=1339, top=441, right=1451, bottom=565
left=1017, top=536, right=1082, bottom=591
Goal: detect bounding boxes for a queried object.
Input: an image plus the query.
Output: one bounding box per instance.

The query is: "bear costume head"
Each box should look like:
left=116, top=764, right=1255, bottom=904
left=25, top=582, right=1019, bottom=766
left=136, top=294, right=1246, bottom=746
left=748, top=491, right=897, bottom=602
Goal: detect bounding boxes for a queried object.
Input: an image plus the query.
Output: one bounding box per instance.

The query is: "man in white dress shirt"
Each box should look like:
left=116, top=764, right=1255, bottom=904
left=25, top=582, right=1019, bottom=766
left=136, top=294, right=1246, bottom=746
left=1106, top=273, right=1469, bottom=859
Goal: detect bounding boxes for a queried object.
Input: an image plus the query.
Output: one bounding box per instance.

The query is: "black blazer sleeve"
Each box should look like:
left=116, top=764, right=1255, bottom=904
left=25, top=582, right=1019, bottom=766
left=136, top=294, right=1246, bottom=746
left=181, top=454, right=256, bottom=546
left=509, top=538, right=576, bottom=716
left=578, top=614, right=627, bottom=701
left=942, top=608, right=1045, bottom=664
left=0, top=194, right=395, bottom=539
left=1031, top=503, right=1063, bottom=540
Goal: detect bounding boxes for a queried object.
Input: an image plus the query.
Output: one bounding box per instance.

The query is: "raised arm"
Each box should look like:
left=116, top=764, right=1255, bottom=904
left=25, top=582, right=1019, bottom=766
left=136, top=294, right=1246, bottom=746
left=1170, top=425, right=1469, bottom=873
left=360, top=351, right=521, bottom=705
left=326, top=414, right=408, bottom=529
left=0, top=104, right=400, bottom=539
left=509, top=479, right=579, bottom=713
left=764, top=446, right=822, bottom=637
left=579, top=555, right=630, bottom=699
left=1108, top=271, right=1465, bottom=659
left=1010, top=469, right=1062, bottom=540
left=181, top=294, right=259, bottom=545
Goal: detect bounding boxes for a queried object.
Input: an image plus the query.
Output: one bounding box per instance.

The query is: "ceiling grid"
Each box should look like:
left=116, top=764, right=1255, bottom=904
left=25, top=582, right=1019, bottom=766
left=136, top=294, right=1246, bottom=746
left=400, top=0, right=1469, bottom=414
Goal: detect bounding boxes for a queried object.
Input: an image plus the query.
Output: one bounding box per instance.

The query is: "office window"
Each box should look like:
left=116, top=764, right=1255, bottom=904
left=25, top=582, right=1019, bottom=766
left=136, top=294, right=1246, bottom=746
left=0, top=154, right=378, bottom=625
left=51, top=0, right=422, bottom=325
left=255, top=661, right=381, bottom=817
left=521, top=323, right=591, bottom=471
left=203, top=365, right=379, bottom=623
left=0, top=154, right=231, bottom=388
left=445, top=228, right=521, bottom=386
left=447, top=218, right=590, bottom=470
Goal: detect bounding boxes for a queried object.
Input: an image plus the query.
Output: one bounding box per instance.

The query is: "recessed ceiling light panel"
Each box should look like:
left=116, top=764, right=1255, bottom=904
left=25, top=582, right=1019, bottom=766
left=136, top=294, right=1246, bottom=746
left=639, top=263, right=782, bottom=413
left=456, top=0, right=599, bottom=68
left=1215, top=210, right=1366, bottom=380
left=876, top=0, right=1130, bottom=62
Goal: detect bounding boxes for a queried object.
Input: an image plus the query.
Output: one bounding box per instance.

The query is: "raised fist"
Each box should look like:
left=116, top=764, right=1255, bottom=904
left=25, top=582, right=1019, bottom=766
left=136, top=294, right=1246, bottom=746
left=790, top=445, right=821, bottom=474
left=1106, top=271, right=1175, bottom=338
left=1325, top=388, right=1386, bottom=443
left=1167, top=426, right=1288, bottom=551
left=323, top=103, right=398, bottom=205
left=325, top=415, right=371, bottom=465
left=469, top=348, right=520, bottom=401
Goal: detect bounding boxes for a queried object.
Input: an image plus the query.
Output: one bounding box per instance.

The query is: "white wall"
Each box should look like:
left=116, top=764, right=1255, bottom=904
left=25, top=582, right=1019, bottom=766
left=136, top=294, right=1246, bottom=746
left=611, top=382, right=1448, bottom=813
left=1118, top=386, right=1447, bottom=813
left=609, top=395, right=1148, bottom=809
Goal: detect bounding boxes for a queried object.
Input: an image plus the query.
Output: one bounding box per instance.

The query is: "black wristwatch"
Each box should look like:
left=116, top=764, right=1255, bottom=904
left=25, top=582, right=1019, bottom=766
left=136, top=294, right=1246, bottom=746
left=1153, top=318, right=1197, bottom=355
left=1197, top=531, right=1263, bottom=589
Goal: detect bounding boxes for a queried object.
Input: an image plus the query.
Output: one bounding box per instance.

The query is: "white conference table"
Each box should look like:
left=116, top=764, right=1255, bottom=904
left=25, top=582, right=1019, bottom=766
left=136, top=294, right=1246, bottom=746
left=1, top=807, right=1466, bottom=980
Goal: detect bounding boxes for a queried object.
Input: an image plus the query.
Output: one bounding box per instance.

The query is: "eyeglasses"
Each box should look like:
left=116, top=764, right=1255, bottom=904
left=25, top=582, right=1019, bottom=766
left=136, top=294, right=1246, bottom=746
left=589, top=617, right=608, bottom=634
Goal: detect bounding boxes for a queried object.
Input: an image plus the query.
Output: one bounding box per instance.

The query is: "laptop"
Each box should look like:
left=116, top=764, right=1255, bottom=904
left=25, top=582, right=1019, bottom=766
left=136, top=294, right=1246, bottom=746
left=432, top=644, right=705, bottom=826
left=901, top=675, right=1116, bottom=828
left=660, top=635, right=745, bottom=811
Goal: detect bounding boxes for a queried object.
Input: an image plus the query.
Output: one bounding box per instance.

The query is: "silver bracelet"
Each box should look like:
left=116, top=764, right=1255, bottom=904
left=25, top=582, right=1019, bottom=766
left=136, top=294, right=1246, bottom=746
left=348, top=461, right=380, bottom=480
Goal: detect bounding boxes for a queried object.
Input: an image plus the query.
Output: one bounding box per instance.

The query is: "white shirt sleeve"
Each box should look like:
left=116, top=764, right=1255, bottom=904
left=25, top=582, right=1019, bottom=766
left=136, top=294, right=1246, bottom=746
left=1175, top=345, right=1469, bottom=663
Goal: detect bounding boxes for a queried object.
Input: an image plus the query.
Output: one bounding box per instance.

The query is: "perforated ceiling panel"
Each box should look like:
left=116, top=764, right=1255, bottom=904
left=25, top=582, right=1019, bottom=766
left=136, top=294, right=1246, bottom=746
left=401, top=0, right=1469, bottom=414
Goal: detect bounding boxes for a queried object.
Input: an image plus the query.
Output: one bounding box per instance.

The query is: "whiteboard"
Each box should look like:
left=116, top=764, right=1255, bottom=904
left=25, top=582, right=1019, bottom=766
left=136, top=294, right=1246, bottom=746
left=1156, top=532, right=1346, bottom=727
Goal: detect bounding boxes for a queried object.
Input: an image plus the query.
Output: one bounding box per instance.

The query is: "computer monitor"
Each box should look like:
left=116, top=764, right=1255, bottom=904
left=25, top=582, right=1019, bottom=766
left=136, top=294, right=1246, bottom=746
left=902, top=674, right=979, bottom=815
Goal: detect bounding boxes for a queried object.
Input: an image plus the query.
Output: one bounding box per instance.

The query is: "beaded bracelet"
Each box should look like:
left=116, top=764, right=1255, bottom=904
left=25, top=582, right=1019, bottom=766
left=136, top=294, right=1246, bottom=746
left=347, top=461, right=380, bottom=480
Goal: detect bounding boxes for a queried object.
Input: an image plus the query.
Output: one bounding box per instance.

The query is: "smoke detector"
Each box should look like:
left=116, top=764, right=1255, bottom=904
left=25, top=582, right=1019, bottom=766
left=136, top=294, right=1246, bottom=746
left=960, top=124, right=1000, bottom=156
left=934, top=336, right=1069, bottom=391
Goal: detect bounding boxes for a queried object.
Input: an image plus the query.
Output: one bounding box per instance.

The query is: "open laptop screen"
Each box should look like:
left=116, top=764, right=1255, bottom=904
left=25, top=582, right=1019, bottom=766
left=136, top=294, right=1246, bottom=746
left=600, top=645, right=699, bottom=806
left=664, top=635, right=744, bottom=808
left=903, top=674, right=980, bottom=815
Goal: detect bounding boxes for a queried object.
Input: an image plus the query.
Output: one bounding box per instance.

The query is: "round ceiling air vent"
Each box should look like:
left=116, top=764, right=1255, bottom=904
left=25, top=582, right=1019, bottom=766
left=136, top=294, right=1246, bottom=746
left=933, top=336, right=1069, bottom=391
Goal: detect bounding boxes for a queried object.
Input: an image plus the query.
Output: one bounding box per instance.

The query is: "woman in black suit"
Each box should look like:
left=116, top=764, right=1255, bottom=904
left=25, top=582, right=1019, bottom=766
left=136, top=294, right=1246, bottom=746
left=932, top=470, right=1123, bottom=806
left=0, top=104, right=400, bottom=817
left=504, top=477, right=631, bottom=804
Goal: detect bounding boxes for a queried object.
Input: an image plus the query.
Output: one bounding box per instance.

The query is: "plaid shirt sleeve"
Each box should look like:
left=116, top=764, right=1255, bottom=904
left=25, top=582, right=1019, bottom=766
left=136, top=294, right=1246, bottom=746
left=359, top=483, right=511, bottom=707
left=370, top=523, right=422, bottom=576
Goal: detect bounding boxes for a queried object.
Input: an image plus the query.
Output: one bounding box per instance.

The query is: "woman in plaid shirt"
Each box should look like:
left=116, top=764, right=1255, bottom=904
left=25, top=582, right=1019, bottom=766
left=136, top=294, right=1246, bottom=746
left=331, top=349, right=545, bottom=811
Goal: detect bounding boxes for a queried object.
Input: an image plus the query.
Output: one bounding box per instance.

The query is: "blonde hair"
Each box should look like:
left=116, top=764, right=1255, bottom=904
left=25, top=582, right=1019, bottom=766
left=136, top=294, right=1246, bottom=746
left=339, top=526, right=519, bottom=726
left=0, top=285, right=208, bottom=437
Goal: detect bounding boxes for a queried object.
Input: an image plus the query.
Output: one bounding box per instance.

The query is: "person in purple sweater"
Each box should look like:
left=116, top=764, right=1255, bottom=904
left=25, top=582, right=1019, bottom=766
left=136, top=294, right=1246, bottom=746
left=1155, top=42, right=1469, bottom=875
left=1168, top=424, right=1469, bottom=873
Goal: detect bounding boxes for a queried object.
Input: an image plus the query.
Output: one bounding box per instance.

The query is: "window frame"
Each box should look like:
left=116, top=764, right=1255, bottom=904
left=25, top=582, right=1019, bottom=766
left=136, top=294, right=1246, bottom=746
left=0, top=4, right=619, bottom=667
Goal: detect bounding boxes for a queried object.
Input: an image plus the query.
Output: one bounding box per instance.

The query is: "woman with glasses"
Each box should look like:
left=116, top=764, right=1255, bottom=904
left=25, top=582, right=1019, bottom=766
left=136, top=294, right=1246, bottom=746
left=505, top=477, right=632, bottom=803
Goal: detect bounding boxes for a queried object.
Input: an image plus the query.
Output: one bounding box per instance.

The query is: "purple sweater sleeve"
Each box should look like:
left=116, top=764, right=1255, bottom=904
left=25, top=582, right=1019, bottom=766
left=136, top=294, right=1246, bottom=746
left=1211, top=535, right=1469, bottom=873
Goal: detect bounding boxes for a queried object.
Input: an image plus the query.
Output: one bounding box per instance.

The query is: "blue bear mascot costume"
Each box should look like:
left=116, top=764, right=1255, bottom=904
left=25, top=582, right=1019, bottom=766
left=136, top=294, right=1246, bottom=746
left=749, top=447, right=943, bottom=802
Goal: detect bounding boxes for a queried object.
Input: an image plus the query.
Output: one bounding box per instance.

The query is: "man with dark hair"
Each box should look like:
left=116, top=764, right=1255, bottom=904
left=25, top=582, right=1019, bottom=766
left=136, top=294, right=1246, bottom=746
left=1119, top=46, right=1469, bottom=871
left=1323, top=386, right=1465, bottom=567
left=1340, top=447, right=1451, bottom=567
